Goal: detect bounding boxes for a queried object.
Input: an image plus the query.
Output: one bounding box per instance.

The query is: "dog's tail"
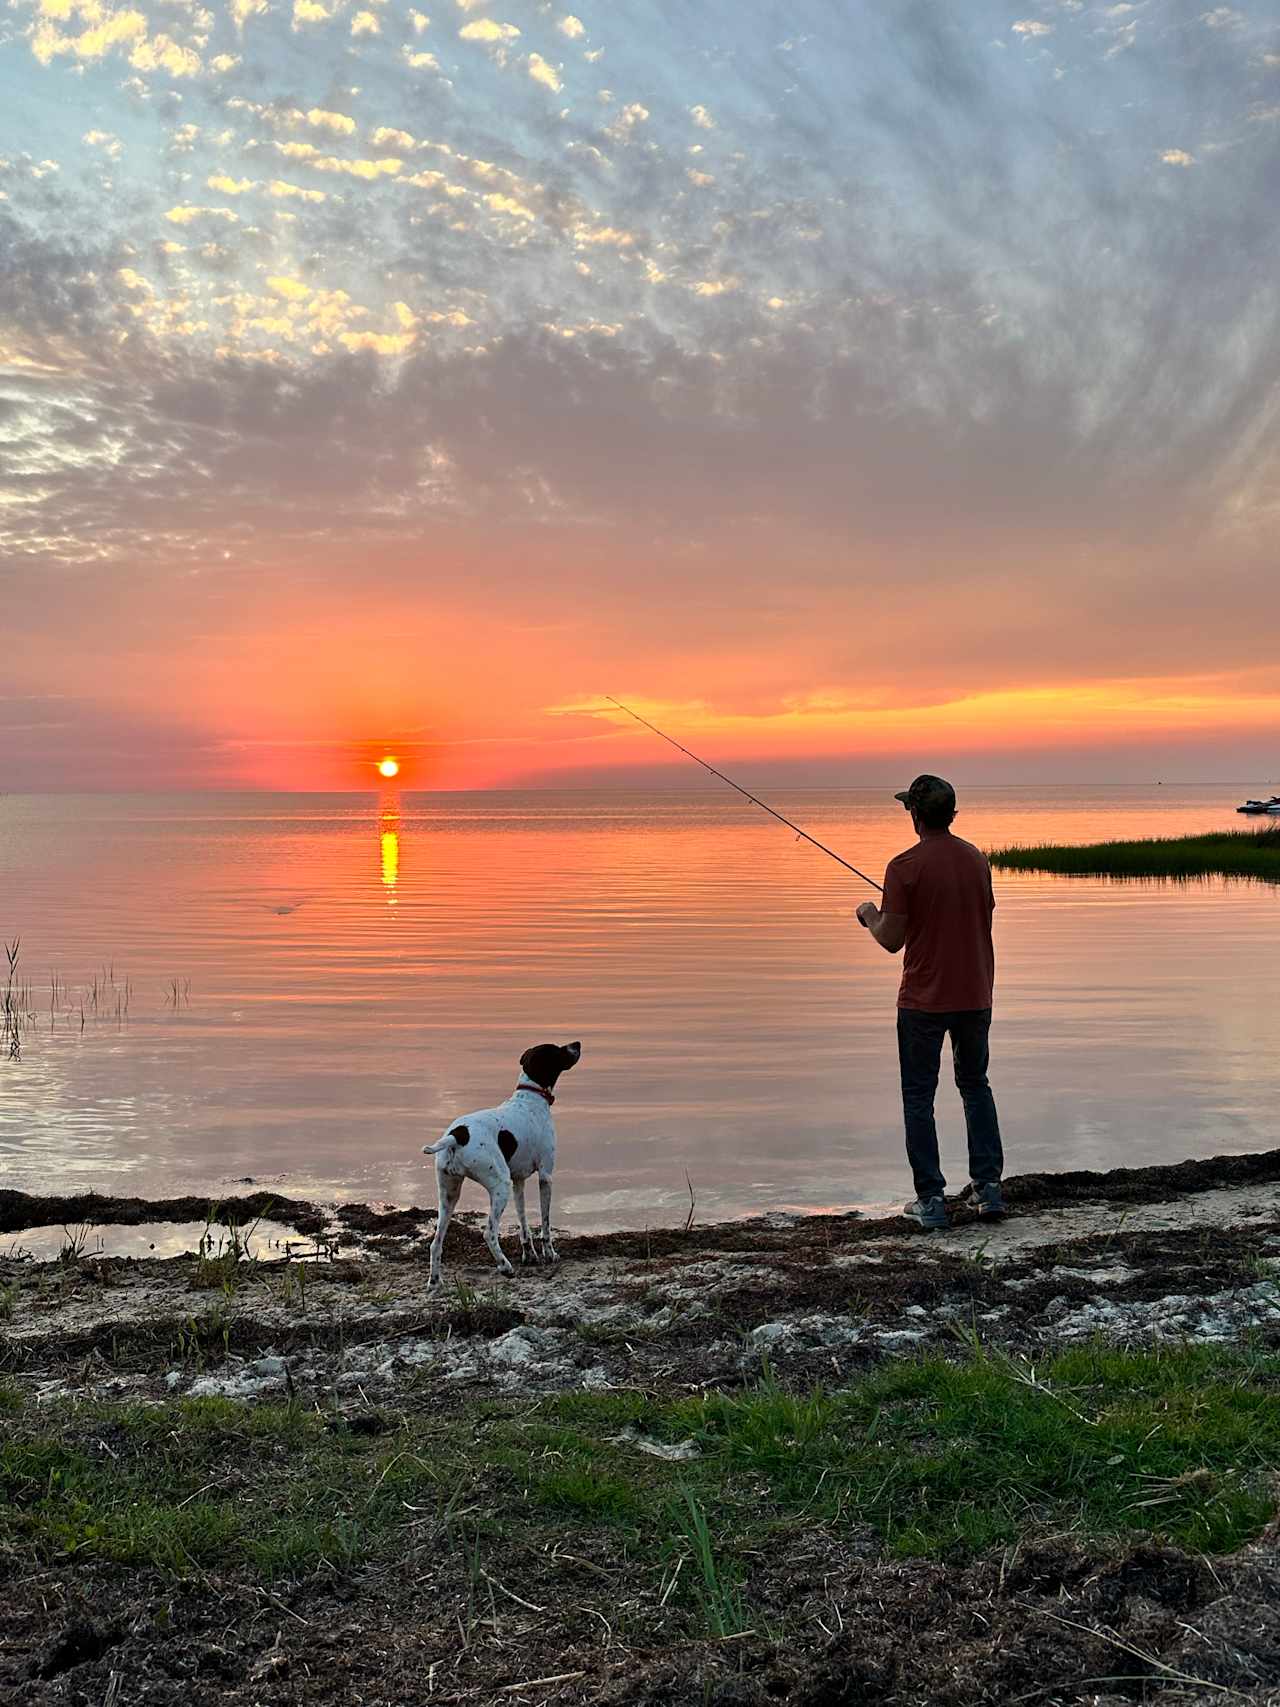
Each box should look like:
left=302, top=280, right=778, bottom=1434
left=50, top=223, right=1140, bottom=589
left=423, top=1123, right=470, bottom=1157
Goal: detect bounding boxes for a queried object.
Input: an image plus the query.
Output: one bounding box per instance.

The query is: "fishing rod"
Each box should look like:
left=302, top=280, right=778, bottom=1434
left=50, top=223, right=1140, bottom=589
left=605, top=696, right=884, bottom=892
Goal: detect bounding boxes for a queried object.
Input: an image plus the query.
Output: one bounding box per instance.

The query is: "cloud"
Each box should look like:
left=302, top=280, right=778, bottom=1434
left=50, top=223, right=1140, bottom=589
left=274, top=142, right=403, bottom=177
left=267, top=180, right=327, bottom=201
left=27, top=5, right=201, bottom=77
left=266, top=275, right=312, bottom=299
left=484, top=191, right=534, bottom=219
left=83, top=129, right=124, bottom=160
left=527, top=51, right=561, bottom=92
left=690, top=104, right=715, bottom=130
left=606, top=102, right=649, bottom=140
left=1161, top=149, right=1196, bottom=166
left=129, top=32, right=201, bottom=74
left=351, top=10, right=379, bottom=34
left=164, top=204, right=239, bottom=223
left=307, top=108, right=356, bottom=135
left=558, top=14, right=584, bottom=39
left=207, top=174, right=255, bottom=193
left=339, top=328, right=415, bottom=353
left=1011, top=19, right=1053, bottom=36
left=459, top=18, right=519, bottom=43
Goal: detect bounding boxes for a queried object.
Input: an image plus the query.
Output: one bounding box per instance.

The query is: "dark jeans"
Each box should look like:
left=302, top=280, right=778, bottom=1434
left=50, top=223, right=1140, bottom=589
left=897, top=1007, right=1003, bottom=1200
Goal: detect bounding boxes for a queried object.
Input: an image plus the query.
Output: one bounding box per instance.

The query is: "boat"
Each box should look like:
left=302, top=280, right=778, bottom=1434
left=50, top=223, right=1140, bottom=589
left=1237, top=796, right=1280, bottom=814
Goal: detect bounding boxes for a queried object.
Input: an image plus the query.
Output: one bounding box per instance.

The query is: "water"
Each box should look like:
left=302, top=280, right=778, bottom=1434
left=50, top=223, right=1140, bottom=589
left=0, top=788, right=1276, bottom=1227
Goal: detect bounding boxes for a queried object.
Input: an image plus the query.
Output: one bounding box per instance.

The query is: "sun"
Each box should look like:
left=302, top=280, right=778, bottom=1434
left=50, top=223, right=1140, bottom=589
left=377, top=756, right=400, bottom=779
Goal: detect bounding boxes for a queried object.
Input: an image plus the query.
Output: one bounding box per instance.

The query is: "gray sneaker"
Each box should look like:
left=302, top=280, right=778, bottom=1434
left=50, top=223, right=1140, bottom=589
left=965, top=1181, right=1007, bottom=1219
left=903, top=1195, right=949, bottom=1230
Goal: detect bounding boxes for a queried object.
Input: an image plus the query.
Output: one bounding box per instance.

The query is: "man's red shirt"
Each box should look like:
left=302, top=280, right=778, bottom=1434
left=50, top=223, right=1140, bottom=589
left=882, top=831, right=995, bottom=1012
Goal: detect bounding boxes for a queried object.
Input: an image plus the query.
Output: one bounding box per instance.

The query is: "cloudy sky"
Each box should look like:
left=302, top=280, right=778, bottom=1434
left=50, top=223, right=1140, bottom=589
left=2, top=0, right=1278, bottom=789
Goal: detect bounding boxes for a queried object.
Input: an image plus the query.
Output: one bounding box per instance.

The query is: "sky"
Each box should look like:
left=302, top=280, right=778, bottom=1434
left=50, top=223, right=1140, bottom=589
left=2, top=0, right=1278, bottom=791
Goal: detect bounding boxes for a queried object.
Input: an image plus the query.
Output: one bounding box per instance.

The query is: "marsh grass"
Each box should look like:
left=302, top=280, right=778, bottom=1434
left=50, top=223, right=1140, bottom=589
left=193, top=1209, right=259, bottom=1293
left=57, top=1223, right=101, bottom=1266
left=46, top=962, right=132, bottom=1033
left=989, top=826, right=1280, bottom=883
left=3, top=938, right=34, bottom=1059
left=173, top=1309, right=232, bottom=1369
left=1, top=1345, right=1277, bottom=1603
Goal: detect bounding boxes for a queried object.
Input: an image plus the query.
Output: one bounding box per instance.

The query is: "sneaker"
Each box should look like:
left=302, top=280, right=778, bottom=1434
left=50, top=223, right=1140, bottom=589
left=903, top=1195, right=949, bottom=1230
left=965, top=1180, right=1007, bottom=1219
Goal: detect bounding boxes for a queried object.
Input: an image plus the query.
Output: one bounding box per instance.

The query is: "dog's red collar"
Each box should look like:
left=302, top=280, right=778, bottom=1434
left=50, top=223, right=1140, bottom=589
left=515, top=1082, right=555, bottom=1105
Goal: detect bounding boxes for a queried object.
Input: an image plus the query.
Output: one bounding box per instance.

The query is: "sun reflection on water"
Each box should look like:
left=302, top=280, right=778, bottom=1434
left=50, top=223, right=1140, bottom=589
left=379, top=797, right=400, bottom=900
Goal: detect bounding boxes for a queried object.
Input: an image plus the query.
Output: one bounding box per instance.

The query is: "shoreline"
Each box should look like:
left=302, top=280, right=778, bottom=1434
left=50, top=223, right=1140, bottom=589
left=3, top=1147, right=1279, bottom=1705
left=2, top=1146, right=1278, bottom=1406
left=4, top=1140, right=1280, bottom=1247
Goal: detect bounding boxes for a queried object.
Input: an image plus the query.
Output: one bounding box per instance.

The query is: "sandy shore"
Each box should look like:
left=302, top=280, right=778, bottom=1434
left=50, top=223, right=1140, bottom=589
left=2, top=1150, right=1280, bottom=1403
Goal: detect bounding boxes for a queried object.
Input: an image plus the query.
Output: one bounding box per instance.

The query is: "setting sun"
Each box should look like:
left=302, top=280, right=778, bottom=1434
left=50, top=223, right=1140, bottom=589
left=377, top=757, right=400, bottom=779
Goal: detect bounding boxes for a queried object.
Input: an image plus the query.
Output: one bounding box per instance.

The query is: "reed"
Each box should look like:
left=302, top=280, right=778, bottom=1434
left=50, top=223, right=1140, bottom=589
left=989, top=826, right=1280, bottom=883
left=48, top=962, right=132, bottom=1030
left=3, top=939, right=35, bottom=1060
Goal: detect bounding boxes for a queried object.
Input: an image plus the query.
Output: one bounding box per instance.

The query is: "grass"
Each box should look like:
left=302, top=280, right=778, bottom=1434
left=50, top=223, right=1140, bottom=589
left=3, top=937, right=33, bottom=1060
left=193, top=1209, right=259, bottom=1294
left=3, top=1343, right=1275, bottom=1625
left=989, top=826, right=1280, bottom=883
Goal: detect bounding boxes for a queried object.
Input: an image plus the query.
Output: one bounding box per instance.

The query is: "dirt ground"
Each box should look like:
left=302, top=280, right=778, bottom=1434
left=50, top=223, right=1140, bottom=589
left=3, top=1149, right=1280, bottom=1705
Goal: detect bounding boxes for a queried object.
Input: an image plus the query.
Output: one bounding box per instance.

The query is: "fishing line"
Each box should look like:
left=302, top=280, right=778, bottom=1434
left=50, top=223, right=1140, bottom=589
left=605, top=696, right=884, bottom=893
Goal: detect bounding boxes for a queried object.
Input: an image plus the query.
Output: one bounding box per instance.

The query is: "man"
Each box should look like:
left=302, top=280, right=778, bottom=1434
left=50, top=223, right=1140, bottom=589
left=856, top=775, right=1005, bottom=1230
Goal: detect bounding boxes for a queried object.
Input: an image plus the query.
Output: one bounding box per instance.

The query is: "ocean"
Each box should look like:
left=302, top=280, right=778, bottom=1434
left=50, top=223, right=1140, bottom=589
left=1, top=787, right=1276, bottom=1228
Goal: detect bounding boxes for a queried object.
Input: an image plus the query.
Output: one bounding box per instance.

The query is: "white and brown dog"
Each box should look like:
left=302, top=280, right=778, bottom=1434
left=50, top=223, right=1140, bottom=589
left=422, top=1041, right=581, bottom=1288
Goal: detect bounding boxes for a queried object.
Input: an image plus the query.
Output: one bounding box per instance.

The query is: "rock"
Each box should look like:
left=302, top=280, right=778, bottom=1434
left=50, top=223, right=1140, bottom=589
left=750, top=1322, right=794, bottom=1349
left=874, top=1329, right=927, bottom=1350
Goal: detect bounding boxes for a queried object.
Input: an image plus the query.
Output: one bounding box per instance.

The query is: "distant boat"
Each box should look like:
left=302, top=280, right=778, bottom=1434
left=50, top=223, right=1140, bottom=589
left=1237, top=796, right=1280, bottom=814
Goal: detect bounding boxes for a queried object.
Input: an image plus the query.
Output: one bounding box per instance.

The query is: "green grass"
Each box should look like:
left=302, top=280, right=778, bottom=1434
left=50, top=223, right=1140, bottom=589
left=989, top=826, right=1280, bottom=882
left=525, top=1343, right=1280, bottom=1560
left=1, top=1345, right=1277, bottom=1616
left=0, top=1398, right=434, bottom=1578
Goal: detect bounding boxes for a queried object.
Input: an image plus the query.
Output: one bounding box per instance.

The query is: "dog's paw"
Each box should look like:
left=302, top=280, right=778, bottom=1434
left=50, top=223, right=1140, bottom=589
left=543, top=1242, right=560, bottom=1264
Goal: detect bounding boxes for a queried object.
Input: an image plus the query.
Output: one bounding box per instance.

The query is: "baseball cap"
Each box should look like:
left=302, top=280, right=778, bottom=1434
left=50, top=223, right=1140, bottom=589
left=894, top=775, right=956, bottom=813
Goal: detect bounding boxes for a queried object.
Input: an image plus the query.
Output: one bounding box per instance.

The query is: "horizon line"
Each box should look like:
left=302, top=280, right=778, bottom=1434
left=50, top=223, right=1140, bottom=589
left=2, top=780, right=1275, bottom=797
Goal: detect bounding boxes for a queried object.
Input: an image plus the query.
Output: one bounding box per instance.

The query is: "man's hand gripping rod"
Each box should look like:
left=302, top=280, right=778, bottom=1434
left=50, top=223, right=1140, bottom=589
left=605, top=697, right=883, bottom=893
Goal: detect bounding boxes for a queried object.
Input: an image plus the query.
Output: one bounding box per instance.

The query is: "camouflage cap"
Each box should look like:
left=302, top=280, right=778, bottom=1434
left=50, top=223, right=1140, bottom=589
left=894, top=774, right=956, bottom=812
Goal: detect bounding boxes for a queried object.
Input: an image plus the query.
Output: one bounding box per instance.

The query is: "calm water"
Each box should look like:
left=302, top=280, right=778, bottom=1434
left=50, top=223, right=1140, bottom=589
left=1, top=788, right=1276, bottom=1228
